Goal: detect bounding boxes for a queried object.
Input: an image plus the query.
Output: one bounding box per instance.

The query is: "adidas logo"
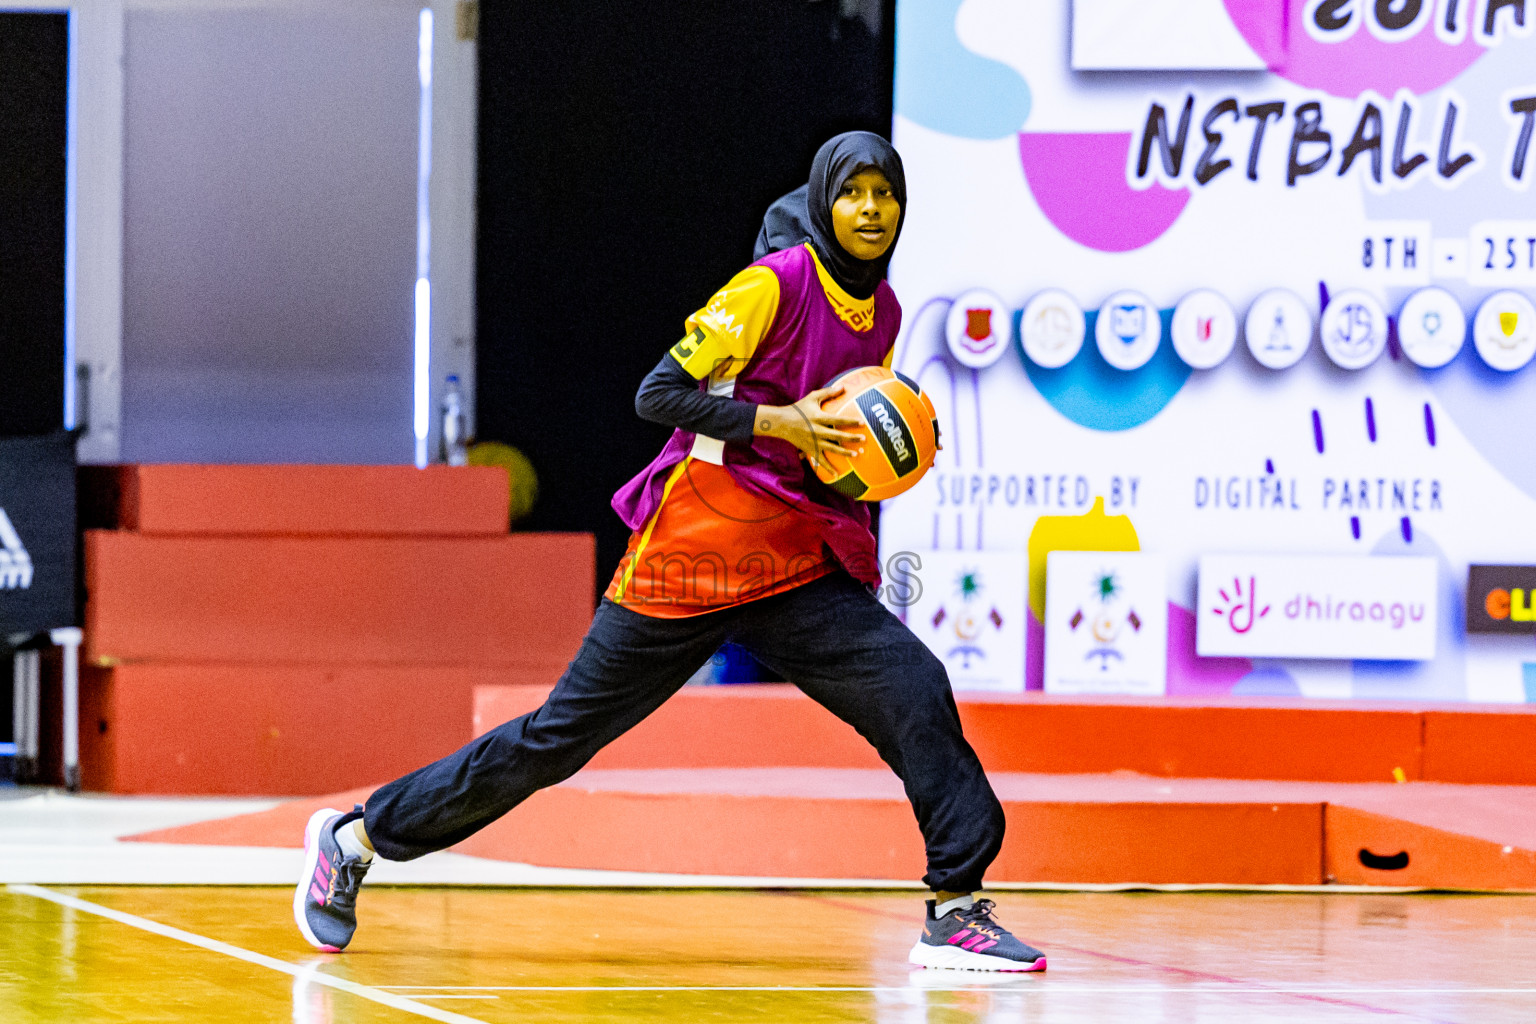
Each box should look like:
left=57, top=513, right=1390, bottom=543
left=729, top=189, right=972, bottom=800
left=0, top=508, right=34, bottom=590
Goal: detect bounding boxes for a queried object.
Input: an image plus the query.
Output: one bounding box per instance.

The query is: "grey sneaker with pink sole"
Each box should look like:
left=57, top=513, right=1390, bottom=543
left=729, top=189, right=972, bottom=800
left=293, top=805, right=371, bottom=952
left=909, top=898, right=1047, bottom=972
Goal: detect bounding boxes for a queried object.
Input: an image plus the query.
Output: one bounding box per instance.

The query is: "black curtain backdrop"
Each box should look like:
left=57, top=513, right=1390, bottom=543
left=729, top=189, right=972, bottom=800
left=0, top=13, right=68, bottom=750
left=476, top=0, right=894, bottom=584
left=0, top=13, right=69, bottom=437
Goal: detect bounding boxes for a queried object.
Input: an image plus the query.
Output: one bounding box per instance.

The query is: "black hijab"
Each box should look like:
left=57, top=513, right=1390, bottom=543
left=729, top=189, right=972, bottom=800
left=752, top=132, right=906, bottom=300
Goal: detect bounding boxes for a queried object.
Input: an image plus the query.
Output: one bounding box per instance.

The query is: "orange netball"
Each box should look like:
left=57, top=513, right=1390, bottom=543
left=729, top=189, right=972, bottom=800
left=812, top=366, right=940, bottom=502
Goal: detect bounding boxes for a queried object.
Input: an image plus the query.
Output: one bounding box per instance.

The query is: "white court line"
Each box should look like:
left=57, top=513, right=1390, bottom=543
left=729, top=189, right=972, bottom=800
left=8, top=885, right=490, bottom=1024
left=378, top=984, right=1536, bottom=995
left=383, top=985, right=1059, bottom=992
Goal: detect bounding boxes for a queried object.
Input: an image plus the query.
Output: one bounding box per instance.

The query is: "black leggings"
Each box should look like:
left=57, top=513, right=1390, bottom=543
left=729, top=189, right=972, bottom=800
left=364, top=571, right=1006, bottom=892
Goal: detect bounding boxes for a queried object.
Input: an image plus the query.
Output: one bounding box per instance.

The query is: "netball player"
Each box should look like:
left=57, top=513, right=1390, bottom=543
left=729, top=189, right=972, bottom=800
left=295, top=132, right=1045, bottom=972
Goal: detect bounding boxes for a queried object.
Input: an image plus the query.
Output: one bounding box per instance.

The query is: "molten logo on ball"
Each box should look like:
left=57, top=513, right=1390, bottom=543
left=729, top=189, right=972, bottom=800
left=869, top=401, right=911, bottom=463
left=814, top=366, right=938, bottom=502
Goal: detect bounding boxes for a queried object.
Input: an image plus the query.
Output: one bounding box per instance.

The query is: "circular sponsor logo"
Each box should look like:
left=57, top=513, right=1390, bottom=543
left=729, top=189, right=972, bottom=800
left=944, top=289, right=1012, bottom=369
left=1319, top=289, right=1388, bottom=370
left=1094, top=290, right=1160, bottom=371
left=1472, top=290, right=1536, bottom=372
left=1170, top=289, right=1237, bottom=369
left=1396, top=287, right=1466, bottom=369
left=1018, top=289, right=1085, bottom=369
left=1244, top=289, right=1313, bottom=370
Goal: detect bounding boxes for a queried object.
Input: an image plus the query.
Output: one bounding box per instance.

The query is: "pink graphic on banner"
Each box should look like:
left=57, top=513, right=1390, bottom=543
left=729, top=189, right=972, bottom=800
left=1019, top=132, right=1189, bottom=253
left=1165, top=602, right=1253, bottom=696
left=1223, top=0, right=1485, bottom=98
left=1026, top=607, right=1045, bottom=690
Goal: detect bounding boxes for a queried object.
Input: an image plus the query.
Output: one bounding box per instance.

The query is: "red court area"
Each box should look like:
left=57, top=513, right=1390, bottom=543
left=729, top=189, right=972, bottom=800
left=124, top=684, right=1536, bottom=891
left=75, top=465, right=1536, bottom=891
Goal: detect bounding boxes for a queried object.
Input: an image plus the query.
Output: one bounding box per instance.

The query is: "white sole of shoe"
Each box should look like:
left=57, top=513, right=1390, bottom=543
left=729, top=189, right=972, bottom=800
left=293, top=807, right=343, bottom=952
left=908, top=940, right=1047, bottom=972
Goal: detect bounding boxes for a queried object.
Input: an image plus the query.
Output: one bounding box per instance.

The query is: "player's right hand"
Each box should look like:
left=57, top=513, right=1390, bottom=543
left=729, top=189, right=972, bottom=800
left=754, top=386, right=866, bottom=468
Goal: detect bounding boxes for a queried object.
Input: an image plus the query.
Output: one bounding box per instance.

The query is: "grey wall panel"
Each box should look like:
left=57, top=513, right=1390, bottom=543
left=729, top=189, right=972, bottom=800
left=121, top=4, right=418, bottom=464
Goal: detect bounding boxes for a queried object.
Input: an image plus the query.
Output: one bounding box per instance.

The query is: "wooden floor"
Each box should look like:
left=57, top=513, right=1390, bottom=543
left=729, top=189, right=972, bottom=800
left=4, top=886, right=1536, bottom=1023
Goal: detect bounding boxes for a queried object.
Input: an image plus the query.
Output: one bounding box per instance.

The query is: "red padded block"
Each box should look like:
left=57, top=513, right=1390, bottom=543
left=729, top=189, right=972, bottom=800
left=1326, top=805, right=1536, bottom=890
left=990, top=801, right=1323, bottom=885
left=461, top=785, right=929, bottom=879
left=1422, top=707, right=1536, bottom=785
left=475, top=685, right=1427, bottom=781
left=472, top=685, right=886, bottom=770
left=80, top=464, right=510, bottom=536
left=84, top=531, right=594, bottom=667
left=78, top=663, right=560, bottom=795
left=957, top=695, right=1425, bottom=782
left=450, top=771, right=1324, bottom=884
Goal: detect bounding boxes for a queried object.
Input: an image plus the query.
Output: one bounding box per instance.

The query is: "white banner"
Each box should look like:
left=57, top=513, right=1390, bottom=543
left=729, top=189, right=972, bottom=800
left=882, top=0, right=1536, bottom=700
left=901, top=550, right=1026, bottom=692
left=1045, top=550, right=1168, bottom=694
left=1197, top=555, right=1437, bottom=660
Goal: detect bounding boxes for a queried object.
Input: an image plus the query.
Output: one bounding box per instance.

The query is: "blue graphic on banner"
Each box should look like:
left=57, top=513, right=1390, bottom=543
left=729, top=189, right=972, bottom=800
left=1017, top=308, right=1190, bottom=432
left=894, top=0, right=1031, bottom=140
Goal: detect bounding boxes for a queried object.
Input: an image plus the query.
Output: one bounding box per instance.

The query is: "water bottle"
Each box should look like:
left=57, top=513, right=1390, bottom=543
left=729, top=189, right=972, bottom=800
left=440, top=374, right=469, bottom=466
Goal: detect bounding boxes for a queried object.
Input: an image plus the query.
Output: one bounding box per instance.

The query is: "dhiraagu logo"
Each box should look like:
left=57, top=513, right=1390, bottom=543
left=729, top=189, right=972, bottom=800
left=1198, top=555, right=1438, bottom=660
left=1208, top=575, right=1271, bottom=634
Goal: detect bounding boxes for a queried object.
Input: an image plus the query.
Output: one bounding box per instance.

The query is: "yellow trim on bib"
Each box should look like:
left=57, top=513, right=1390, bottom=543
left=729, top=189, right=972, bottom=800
left=806, top=244, right=876, bottom=333
left=611, top=459, right=691, bottom=602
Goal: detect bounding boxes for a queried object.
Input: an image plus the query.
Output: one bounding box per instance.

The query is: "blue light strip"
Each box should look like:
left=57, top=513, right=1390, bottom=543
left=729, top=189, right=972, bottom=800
left=413, top=6, right=434, bottom=467
left=0, top=743, right=16, bottom=757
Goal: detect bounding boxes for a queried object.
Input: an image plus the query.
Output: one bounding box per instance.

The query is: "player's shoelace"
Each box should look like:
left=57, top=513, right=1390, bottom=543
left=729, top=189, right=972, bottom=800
left=951, top=898, right=1007, bottom=939
left=329, top=858, right=369, bottom=911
